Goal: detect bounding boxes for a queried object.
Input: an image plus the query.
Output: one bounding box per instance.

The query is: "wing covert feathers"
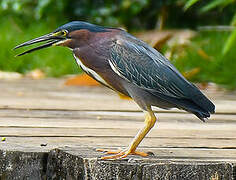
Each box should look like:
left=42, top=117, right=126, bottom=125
left=109, top=33, right=215, bottom=119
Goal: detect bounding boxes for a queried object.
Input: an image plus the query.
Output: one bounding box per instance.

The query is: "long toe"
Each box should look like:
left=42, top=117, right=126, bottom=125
left=130, top=151, right=149, bottom=157
left=100, top=150, right=149, bottom=160
left=100, top=150, right=126, bottom=160
left=96, top=148, right=122, bottom=155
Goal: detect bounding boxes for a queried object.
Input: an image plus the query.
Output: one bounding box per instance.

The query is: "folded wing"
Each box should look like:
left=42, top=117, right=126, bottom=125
left=109, top=34, right=215, bottom=119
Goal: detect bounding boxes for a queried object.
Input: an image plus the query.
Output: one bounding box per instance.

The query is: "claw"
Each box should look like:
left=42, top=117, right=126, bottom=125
left=96, top=148, right=148, bottom=160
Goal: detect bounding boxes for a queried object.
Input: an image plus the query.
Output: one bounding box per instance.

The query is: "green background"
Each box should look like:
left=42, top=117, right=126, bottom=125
left=0, top=0, right=236, bottom=89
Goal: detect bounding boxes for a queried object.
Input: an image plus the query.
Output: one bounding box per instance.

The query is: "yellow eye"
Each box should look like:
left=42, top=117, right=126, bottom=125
left=52, top=30, right=67, bottom=37
left=62, top=30, right=68, bottom=36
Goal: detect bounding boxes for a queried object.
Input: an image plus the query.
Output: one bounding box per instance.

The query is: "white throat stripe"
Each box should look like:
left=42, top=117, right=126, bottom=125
left=73, top=54, right=109, bottom=86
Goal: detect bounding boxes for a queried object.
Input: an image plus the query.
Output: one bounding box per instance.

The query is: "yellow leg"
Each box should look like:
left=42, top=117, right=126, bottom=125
left=100, top=108, right=157, bottom=160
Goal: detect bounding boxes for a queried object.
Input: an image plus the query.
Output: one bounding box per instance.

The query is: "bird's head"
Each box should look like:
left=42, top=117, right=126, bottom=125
left=14, top=21, right=111, bottom=56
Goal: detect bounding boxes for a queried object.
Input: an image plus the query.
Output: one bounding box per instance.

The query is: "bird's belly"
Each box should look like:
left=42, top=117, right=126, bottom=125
left=73, top=54, right=110, bottom=87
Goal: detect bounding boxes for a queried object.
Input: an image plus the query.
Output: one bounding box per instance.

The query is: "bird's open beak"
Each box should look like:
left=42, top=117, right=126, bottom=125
left=14, top=30, right=68, bottom=56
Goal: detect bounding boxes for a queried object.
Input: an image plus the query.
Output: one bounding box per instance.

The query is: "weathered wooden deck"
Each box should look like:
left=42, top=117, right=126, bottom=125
left=0, top=78, right=236, bottom=179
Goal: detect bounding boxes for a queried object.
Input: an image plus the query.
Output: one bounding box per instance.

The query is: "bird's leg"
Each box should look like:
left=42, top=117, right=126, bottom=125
left=100, top=108, right=157, bottom=159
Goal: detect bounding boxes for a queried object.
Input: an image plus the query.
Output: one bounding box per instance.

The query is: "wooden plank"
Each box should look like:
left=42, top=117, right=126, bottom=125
left=0, top=78, right=235, bottom=113
left=0, top=108, right=235, bottom=139
left=0, top=109, right=235, bottom=123
left=0, top=116, right=236, bottom=137
left=1, top=78, right=236, bottom=179
left=1, top=137, right=236, bottom=160
left=1, top=127, right=236, bottom=149
left=1, top=124, right=236, bottom=139
left=1, top=94, right=236, bottom=113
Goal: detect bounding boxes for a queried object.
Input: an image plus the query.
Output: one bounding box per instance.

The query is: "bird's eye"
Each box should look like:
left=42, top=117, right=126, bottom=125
left=62, top=30, right=68, bottom=36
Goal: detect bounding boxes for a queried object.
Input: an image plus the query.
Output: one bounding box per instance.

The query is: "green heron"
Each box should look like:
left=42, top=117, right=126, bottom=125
left=14, top=21, right=215, bottom=160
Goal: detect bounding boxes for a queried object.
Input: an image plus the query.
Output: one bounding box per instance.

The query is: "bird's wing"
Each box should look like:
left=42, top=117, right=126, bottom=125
left=108, top=37, right=193, bottom=99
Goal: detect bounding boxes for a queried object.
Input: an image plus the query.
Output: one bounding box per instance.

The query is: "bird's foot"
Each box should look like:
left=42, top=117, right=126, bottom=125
left=96, top=148, right=148, bottom=160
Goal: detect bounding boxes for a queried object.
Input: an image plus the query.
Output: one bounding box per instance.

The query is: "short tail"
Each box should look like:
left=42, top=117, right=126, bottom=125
left=180, top=83, right=215, bottom=121
left=152, top=91, right=215, bottom=122
left=190, top=84, right=215, bottom=114
left=175, top=98, right=214, bottom=122
left=191, top=94, right=215, bottom=122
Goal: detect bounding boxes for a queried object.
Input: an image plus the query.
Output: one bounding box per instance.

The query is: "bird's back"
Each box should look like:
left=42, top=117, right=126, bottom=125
left=108, top=31, right=215, bottom=121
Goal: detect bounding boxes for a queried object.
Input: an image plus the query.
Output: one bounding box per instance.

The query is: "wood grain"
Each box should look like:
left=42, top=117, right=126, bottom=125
left=0, top=78, right=236, bottom=162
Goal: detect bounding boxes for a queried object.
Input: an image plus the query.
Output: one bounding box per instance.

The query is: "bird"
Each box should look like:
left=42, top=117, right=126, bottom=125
left=14, top=21, right=215, bottom=160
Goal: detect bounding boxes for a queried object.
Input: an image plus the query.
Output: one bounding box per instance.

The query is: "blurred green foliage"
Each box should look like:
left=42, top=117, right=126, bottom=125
left=0, top=16, right=78, bottom=77
left=0, top=0, right=236, bottom=88
left=173, top=31, right=236, bottom=89
left=1, top=0, right=235, bottom=30
left=184, top=0, right=236, bottom=56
